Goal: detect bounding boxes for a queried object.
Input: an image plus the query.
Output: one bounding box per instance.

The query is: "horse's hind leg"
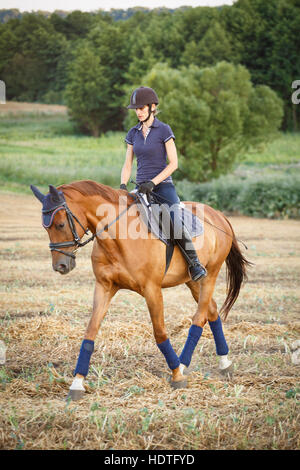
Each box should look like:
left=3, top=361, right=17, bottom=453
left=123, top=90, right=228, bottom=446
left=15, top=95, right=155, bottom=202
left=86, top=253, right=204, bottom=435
left=144, top=283, right=187, bottom=389
left=179, top=275, right=217, bottom=373
left=185, top=280, right=232, bottom=373
left=208, top=298, right=232, bottom=373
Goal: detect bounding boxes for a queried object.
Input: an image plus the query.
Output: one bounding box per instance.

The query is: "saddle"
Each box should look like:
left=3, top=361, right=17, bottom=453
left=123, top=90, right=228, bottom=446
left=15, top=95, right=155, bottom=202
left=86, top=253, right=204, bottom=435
left=130, top=190, right=203, bottom=275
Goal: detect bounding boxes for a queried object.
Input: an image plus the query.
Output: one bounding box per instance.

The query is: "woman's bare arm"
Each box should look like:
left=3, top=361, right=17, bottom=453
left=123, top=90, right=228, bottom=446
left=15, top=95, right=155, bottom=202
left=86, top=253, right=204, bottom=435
left=151, top=138, right=178, bottom=186
left=121, top=144, right=134, bottom=185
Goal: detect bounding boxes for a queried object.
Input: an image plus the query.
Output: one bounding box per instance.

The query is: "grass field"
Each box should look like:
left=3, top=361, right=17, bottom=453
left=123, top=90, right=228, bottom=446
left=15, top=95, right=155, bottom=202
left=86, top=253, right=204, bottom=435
left=0, top=101, right=299, bottom=196
left=0, top=193, right=299, bottom=450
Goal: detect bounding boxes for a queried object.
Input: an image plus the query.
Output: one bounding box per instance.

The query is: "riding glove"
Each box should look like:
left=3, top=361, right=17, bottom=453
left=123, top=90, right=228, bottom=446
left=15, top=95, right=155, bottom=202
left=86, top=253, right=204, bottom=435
left=138, top=181, right=155, bottom=194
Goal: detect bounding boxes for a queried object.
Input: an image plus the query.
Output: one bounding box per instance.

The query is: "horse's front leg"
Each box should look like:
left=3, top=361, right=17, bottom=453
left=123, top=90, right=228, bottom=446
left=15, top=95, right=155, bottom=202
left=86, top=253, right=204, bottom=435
left=144, top=283, right=187, bottom=389
left=67, top=281, right=118, bottom=401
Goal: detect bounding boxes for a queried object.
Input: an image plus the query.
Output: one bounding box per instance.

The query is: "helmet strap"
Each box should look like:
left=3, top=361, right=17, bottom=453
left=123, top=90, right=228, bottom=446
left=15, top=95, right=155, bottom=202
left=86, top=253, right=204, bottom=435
left=141, top=104, right=153, bottom=123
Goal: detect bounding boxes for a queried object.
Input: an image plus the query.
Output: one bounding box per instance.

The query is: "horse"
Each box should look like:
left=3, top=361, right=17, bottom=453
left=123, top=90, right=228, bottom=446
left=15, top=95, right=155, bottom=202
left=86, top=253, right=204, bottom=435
left=30, top=180, right=251, bottom=400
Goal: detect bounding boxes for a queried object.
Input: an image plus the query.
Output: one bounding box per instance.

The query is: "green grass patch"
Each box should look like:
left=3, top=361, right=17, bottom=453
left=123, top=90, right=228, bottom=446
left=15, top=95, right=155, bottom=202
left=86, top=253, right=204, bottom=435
left=0, top=114, right=136, bottom=193
left=0, top=114, right=299, bottom=218
left=243, top=133, right=300, bottom=165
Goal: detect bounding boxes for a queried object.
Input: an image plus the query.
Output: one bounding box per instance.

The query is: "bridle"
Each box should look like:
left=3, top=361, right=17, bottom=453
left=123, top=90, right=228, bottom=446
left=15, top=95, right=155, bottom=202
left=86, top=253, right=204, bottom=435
left=45, top=195, right=138, bottom=259
left=43, top=202, right=91, bottom=259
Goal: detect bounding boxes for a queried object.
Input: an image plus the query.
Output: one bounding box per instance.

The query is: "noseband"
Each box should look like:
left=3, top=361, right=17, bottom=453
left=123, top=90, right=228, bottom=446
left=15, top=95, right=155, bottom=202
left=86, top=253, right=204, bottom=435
left=44, top=202, right=91, bottom=259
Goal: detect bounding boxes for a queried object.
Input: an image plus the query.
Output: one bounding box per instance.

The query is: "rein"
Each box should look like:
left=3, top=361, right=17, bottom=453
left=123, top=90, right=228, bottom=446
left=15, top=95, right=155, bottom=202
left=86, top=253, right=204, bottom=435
left=48, top=193, right=138, bottom=258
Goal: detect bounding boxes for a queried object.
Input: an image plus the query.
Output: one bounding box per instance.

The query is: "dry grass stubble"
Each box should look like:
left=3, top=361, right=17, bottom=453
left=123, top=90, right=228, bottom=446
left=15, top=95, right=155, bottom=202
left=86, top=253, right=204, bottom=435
left=0, top=193, right=299, bottom=449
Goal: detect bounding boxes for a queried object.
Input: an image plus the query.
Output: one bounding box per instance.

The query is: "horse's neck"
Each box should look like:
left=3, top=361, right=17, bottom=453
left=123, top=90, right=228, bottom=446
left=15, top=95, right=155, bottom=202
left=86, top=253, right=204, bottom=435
left=81, top=193, right=123, bottom=235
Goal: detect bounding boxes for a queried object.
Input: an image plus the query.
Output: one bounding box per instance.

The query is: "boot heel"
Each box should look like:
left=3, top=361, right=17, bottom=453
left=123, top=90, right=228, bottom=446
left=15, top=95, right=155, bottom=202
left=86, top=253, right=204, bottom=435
left=189, top=265, right=207, bottom=281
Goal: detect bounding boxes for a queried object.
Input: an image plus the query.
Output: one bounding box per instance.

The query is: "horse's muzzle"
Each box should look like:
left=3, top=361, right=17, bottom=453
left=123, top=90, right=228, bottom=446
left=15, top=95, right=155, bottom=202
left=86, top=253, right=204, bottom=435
left=53, top=255, right=76, bottom=274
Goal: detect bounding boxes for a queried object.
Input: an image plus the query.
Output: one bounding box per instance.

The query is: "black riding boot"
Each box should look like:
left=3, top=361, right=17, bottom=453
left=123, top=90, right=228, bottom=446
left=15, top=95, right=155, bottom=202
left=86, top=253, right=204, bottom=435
left=175, top=220, right=207, bottom=282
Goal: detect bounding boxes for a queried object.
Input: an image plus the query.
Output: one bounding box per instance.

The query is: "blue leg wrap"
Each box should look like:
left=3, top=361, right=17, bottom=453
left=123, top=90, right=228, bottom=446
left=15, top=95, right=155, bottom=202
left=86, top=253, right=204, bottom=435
left=157, top=339, right=180, bottom=370
left=73, top=339, right=94, bottom=377
left=179, top=324, right=203, bottom=367
left=209, top=316, right=229, bottom=356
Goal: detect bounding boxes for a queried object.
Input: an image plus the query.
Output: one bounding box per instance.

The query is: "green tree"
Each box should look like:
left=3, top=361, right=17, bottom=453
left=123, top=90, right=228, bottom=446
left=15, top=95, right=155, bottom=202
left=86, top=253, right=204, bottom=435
left=269, top=1, right=300, bottom=131
left=127, top=61, right=283, bottom=182
left=0, top=13, right=68, bottom=101
left=221, top=0, right=299, bottom=130
left=181, top=21, right=237, bottom=67
left=65, top=21, right=129, bottom=135
left=50, top=10, right=99, bottom=40
left=65, top=44, right=111, bottom=136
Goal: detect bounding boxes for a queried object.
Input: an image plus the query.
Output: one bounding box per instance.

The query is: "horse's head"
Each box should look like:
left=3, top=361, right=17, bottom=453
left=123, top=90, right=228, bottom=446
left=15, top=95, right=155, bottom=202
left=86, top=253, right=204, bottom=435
left=30, top=184, right=88, bottom=275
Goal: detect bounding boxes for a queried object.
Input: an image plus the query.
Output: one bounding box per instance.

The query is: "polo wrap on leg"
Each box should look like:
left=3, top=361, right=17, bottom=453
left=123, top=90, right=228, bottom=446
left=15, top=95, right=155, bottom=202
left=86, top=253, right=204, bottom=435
left=209, top=316, right=229, bottom=356
left=73, top=339, right=94, bottom=377
left=157, top=339, right=180, bottom=370
left=179, top=324, right=203, bottom=367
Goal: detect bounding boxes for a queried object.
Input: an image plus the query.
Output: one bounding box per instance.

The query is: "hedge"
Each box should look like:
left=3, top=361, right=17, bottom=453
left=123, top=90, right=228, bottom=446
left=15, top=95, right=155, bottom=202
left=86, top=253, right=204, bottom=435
left=176, top=174, right=300, bottom=219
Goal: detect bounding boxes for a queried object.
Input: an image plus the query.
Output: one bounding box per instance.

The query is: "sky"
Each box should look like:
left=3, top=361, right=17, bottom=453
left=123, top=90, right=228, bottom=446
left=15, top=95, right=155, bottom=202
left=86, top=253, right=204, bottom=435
left=1, top=0, right=235, bottom=13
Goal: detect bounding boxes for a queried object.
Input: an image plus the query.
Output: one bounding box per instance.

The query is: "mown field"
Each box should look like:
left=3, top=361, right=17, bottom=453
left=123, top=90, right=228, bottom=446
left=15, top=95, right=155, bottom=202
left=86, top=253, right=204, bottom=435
left=0, top=193, right=299, bottom=450
left=0, top=103, right=299, bottom=450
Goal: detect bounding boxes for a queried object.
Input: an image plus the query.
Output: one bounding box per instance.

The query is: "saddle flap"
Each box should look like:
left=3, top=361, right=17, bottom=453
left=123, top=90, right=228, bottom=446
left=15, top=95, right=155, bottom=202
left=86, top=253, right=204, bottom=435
left=130, top=190, right=203, bottom=245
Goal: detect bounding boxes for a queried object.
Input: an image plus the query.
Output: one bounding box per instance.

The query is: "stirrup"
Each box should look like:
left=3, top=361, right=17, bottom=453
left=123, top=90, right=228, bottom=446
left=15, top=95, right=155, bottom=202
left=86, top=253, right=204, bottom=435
left=189, top=263, right=207, bottom=281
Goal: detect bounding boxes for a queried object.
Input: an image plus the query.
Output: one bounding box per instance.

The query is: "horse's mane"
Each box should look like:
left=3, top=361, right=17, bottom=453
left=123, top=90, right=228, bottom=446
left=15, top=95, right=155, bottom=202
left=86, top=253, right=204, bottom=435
left=58, top=180, right=131, bottom=205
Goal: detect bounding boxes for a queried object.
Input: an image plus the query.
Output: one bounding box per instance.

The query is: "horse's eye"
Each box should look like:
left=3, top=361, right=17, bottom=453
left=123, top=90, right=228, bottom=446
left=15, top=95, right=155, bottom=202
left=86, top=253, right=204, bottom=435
left=56, top=223, right=65, bottom=230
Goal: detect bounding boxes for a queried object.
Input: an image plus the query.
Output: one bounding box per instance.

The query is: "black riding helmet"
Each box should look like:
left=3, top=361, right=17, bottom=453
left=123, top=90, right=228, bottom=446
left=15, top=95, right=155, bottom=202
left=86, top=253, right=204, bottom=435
left=127, top=86, right=159, bottom=109
left=127, top=86, right=159, bottom=122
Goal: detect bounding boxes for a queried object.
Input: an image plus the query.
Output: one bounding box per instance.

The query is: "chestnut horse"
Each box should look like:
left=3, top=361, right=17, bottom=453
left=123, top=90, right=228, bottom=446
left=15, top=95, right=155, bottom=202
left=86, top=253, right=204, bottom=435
left=31, top=180, right=251, bottom=400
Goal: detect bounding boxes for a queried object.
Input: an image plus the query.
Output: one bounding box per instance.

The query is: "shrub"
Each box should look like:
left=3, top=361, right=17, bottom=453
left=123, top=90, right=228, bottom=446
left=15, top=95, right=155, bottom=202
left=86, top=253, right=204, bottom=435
left=190, top=174, right=300, bottom=219
left=236, top=176, right=300, bottom=219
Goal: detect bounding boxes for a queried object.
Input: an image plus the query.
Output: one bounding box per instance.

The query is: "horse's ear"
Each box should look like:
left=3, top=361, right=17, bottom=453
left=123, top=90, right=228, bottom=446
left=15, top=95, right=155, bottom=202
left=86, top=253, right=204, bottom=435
left=49, top=184, right=63, bottom=203
left=30, top=185, right=45, bottom=203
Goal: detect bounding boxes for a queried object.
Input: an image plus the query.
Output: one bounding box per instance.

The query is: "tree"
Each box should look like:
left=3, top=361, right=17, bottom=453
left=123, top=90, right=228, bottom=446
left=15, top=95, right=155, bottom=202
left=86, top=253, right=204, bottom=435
left=65, top=21, right=129, bottom=135
left=221, top=0, right=298, bottom=130
left=181, top=21, right=237, bottom=67
left=127, top=61, right=283, bottom=182
left=65, top=44, right=111, bottom=137
left=49, top=10, right=98, bottom=41
left=268, top=1, right=300, bottom=130
left=0, top=13, right=68, bottom=101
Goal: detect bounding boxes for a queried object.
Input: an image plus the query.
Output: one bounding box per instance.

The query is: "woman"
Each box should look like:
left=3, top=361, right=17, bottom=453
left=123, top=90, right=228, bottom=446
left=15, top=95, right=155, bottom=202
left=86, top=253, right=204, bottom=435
left=120, top=86, right=207, bottom=281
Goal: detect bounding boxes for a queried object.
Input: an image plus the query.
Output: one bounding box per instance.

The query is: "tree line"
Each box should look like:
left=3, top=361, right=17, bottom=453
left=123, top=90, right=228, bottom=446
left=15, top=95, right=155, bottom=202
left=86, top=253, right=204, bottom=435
left=0, top=1, right=298, bottom=130
left=0, top=7, right=170, bottom=24
left=0, top=0, right=299, bottom=181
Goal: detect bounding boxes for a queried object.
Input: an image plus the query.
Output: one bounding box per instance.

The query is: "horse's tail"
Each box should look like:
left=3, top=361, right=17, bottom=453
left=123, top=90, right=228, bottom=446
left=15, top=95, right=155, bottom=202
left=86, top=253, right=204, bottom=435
left=220, top=218, right=253, bottom=321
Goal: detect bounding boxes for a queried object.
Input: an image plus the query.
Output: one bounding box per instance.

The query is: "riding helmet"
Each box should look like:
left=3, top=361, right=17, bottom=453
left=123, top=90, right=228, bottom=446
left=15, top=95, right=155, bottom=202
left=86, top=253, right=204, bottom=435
left=127, top=86, right=159, bottom=109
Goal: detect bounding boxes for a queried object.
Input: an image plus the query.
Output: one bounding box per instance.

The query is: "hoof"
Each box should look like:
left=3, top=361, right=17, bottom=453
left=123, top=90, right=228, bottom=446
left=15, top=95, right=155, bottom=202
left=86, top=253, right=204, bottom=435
left=182, top=366, right=195, bottom=376
left=66, top=389, right=85, bottom=401
left=170, top=378, right=188, bottom=389
left=179, top=363, right=195, bottom=377
left=220, top=364, right=233, bottom=375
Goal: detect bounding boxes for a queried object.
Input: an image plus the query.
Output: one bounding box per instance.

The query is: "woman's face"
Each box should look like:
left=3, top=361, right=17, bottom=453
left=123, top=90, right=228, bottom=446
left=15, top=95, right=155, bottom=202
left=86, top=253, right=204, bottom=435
left=135, top=104, right=156, bottom=121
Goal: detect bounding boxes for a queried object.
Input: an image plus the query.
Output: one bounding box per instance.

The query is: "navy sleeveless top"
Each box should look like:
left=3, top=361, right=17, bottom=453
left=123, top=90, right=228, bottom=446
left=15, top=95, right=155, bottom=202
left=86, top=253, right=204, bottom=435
left=125, top=117, right=175, bottom=184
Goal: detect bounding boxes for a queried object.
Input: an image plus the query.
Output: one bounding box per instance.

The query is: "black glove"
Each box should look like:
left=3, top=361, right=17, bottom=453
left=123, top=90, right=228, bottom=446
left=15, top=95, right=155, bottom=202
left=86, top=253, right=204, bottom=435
left=138, top=181, right=155, bottom=194
left=120, top=183, right=128, bottom=191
